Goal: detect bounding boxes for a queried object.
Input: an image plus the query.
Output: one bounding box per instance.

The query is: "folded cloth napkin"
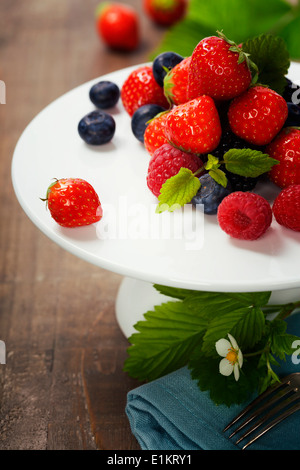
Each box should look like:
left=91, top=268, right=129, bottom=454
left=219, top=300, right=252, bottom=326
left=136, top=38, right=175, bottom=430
left=126, top=313, right=300, bottom=450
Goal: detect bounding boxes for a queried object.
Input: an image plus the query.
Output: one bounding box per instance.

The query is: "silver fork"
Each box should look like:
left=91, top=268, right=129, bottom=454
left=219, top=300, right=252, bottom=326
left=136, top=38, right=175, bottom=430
left=223, top=373, right=300, bottom=450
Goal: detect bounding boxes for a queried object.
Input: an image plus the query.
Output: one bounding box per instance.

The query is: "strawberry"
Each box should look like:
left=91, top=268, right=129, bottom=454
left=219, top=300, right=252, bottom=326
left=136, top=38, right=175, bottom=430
left=121, top=65, right=169, bottom=117
left=164, top=56, right=191, bottom=105
left=267, top=127, right=300, bottom=188
left=164, top=96, right=222, bottom=154
left=144, top=111, right=169, bottom=156
left=228, top=86, right=288, bottom=146
left=272, top=184, right=300, bottom=231
left=188, top=33, right=253, bottom=101
left=96, top=3, right=139, bottom=52
left=44, top=178, right=103, bottom=227
left=143, top=0, right=187, bottom=26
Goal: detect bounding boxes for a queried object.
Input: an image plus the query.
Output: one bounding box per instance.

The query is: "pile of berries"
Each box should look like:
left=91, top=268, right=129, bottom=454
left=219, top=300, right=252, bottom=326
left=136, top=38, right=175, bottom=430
left=46, top=31, right=300, bottom=240
left=119, top=33, right=300, bottom=241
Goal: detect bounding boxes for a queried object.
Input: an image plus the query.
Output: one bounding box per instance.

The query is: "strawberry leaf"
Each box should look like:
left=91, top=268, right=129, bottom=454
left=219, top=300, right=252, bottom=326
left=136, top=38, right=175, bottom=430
left=223, top=148, right=279, bottom=177
left=242, top=33, right=290, bottom=94
left=124, top=300, right=208, bottom=381
left=156, top=168, right=200, bottom=213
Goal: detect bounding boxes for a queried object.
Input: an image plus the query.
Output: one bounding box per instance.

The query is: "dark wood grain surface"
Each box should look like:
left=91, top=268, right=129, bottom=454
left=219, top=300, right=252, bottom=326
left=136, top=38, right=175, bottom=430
left=0, top=0, right=166, bottom=450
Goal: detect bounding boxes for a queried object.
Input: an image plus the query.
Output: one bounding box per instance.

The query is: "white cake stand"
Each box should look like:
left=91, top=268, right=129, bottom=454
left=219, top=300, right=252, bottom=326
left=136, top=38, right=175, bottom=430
left=11, top=63, right=300, bottom=338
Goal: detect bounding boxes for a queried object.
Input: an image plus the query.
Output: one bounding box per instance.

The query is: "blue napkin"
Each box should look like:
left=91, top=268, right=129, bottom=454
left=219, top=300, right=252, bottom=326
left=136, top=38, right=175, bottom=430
left=126, top=314, right=300, bottom=450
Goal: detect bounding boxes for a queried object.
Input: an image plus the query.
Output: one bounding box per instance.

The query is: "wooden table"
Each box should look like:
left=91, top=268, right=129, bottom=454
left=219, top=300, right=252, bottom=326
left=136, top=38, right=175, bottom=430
left=0, top=0, right=166, bottom=450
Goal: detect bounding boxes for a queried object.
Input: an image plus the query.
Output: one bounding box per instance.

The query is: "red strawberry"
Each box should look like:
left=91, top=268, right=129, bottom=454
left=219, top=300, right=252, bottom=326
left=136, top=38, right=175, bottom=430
left=164, top=56, right=191, bottom=105
left=121, top=65, right=169, bottom=117
left=188, top=34, right=252, bottom=101
left=96, top=3, right=139, bottom=51
left=228, top=86, right=288, bottom=146
left=267, top=127, right=300, bottom=188
left=144, top=111, right=169, bottom=156
left=217, top=192, right=272, bottom=240
left=272, top=184, right=300, bottom=231
left=44, top=178, right=103, bottom=227
left=164, top=96, right=222, bottom=154
left=143, top=0, right=187, bottom=26
left=147, top=143, right=203, bottom=197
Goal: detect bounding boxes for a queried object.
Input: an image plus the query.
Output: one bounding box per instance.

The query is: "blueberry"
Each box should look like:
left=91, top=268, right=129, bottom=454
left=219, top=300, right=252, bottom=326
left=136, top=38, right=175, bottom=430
left=131, top=104, right=166, bottom=143
left=152, top=52, right=184, bottom=87
left=282, top=78, right=300, bottom=103
left=78, top=110, right=115, bottom=145
left=191, top=174, right=232, bottom=215
left=89, top=81, right=120, bottom=109
left=284, top=102, right=300, bottom=127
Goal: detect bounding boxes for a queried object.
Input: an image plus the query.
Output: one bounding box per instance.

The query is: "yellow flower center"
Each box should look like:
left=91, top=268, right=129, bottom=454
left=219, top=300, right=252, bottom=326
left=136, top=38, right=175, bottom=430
left=226, top=347, right=238, bottom=365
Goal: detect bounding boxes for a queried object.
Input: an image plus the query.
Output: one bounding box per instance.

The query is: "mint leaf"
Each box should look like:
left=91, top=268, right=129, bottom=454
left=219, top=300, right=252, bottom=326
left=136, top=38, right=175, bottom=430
left=205, top=154, right=220, bottom=170
left=124, top=301, right=207, bottom=381
left=208, top=169, right=228, bottom=188
left=242, top=33, right=290, bottom=94
left=156, top=167, right=200, bottom=213
left=223, top=148, right=278, bottom=177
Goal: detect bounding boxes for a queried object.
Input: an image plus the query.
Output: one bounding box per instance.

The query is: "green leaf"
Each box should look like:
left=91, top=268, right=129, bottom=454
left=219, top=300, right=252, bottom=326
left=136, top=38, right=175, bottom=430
left=242, top=33, right=290, bottom=94
left=151, top=0, right=298, bottom=59
left=208, top=169, right=228, bottom=188
left=153, top=284, right=200, bottom=300
left=270, top=5, right=300, bottom=61
left=124, top=301, right=207, bottom=381
left=202, top=306, right=266, bottom=354
left=269, top=319, right=300, bottom=359
left=189, top=348, right=260, bottom=406
left=231, top=307, right=265, bottom=349
left=205, top=154, right=220, bottom=170
left=226, top=291, right=272, bottom=307
left=223, top=148, right=279, bottom=178
left=156, top=167, right=200, bottom=213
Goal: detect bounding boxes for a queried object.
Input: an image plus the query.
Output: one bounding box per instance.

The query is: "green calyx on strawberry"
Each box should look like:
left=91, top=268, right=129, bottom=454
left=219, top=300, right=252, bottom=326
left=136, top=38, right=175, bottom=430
left=217, top=30, right=259, bottom=85
left=164, top=56, right=191, bottom=106
left=188, top=30, right=258, bottom=101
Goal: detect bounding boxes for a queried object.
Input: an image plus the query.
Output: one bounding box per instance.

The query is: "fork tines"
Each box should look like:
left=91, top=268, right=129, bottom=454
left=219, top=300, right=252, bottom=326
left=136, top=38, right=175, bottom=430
left=223, top=373, right=300, bottom=450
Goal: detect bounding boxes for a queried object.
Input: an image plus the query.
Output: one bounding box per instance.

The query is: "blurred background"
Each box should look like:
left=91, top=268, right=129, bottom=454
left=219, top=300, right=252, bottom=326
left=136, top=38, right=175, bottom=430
left=0, top=0, right=299, bottom=451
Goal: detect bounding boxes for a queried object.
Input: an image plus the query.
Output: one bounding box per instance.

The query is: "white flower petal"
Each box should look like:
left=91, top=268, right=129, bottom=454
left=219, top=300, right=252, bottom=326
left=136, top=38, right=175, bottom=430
left=216, top=338, right=231, bottom=357
left=228, top=333, right=238, bottom=350
left=238, top=350, right=243, bottom=368
left=219, top=358, right=233, bottom=376
left=233, top=363, right=240, bottom=381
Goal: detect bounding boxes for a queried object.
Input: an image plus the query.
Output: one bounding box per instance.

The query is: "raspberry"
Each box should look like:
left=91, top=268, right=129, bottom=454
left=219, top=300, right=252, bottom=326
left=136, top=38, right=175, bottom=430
left=272, top=185, right=300, bottom=232
left=217, top=192, right=272, bottom=240
left=147, top=143, right=203, bottom=197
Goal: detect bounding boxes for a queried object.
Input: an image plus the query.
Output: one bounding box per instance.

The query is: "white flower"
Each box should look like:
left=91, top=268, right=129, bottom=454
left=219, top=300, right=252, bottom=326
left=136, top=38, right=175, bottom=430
left=215, top=334, right=243, bottom=381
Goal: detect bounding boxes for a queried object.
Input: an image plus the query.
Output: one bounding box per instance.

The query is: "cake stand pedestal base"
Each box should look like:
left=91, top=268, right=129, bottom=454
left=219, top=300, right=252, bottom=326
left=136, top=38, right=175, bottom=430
left=115, top=277, right=300, bottom=338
